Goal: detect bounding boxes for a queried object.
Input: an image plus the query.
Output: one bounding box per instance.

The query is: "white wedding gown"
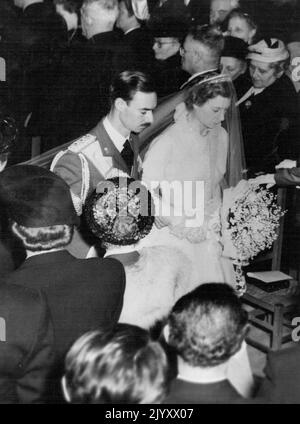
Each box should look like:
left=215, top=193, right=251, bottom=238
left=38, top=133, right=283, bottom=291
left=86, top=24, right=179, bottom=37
left=141, top=110, right=236, bottom=290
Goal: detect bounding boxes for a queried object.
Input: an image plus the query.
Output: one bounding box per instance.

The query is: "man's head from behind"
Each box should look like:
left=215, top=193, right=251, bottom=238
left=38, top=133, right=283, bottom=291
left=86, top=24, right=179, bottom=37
left=181, top=25, right=224, bottom=75
left=81, top=0, right=119, bottom=39
left=109, top=70, right=157, bottom=134
left=63, top=324, right=169, bottom=404
left=167, top=283, right=248, bottom=368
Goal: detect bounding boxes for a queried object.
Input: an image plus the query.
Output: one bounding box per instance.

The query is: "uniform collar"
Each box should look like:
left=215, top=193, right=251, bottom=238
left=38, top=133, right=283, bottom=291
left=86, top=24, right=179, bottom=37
left=103, top=116, right=129, bottom=152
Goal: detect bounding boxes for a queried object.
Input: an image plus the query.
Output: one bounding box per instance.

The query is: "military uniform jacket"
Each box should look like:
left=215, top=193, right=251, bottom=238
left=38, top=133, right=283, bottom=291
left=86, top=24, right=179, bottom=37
left=51, top=119, right=141, bottom=215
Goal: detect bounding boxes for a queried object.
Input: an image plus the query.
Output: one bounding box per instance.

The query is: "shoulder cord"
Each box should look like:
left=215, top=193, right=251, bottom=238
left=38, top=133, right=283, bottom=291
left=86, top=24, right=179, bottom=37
left=51, top=150, right=90, bottom=216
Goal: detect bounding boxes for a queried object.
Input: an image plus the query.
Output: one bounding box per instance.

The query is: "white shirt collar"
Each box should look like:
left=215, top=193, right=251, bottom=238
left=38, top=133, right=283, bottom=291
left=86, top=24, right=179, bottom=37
left=236, top=86, right=265, bottom=106
left=103, top=116, right=128, bottom=152
left=124, top=25, right=141, bottom=35
left=177, top=361, right=229, bottom=384
left=175, top=341, right=253, bottom=397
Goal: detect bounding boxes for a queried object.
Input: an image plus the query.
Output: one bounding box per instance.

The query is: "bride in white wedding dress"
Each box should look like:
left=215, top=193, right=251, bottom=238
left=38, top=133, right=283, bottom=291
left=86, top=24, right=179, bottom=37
left=142, top=71, right=246, bottom=289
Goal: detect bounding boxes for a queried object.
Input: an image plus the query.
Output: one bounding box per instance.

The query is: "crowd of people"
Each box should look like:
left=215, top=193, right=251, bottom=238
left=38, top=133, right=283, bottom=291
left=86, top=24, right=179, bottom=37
left=0, top=0, right=300, bottom=404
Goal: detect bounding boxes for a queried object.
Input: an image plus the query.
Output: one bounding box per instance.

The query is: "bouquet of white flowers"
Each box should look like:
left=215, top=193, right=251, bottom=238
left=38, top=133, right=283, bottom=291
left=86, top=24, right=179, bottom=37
left=221, top=180, right=286, bottom=295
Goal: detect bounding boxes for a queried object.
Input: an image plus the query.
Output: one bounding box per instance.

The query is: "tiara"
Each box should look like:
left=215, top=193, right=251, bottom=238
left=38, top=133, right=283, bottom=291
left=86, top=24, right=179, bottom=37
left=194, top=73, right=232, bottom=88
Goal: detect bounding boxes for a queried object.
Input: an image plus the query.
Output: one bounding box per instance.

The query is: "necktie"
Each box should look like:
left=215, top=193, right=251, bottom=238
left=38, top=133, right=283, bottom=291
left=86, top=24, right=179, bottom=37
left=121, top=139, right=134, bottom=171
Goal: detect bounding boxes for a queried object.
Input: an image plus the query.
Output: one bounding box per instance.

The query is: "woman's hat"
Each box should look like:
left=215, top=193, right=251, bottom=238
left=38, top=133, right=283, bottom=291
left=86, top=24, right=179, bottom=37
left=247, top=38, right=289, bottom=63
left=84, top=177, right=154, bottom=246
left=222, top=36, right=248, bottom=61
left=0, top=165, right=79, bottom=227
left=149, top=16, right=188, bottom=42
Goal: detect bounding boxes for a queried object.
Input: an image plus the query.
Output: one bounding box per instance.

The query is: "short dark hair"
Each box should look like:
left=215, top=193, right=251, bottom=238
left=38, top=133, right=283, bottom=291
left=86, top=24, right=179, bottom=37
left=109, top=70, right=156, bottom=106
left=188, top=24, right=224, bottom=60
left=64, top=324, right=169, bottom=404
left=185, top=72, right=232, bottom=110
left=168, top=283, right=248, bottom=367
left=118, top=0, right=134, bottom=16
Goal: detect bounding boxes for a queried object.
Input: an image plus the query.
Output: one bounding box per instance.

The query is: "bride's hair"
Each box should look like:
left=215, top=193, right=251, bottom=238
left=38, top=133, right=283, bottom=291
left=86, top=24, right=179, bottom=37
left=84, top=177, right=155, bottom=246
left=185, top=72, right=232, bottom=111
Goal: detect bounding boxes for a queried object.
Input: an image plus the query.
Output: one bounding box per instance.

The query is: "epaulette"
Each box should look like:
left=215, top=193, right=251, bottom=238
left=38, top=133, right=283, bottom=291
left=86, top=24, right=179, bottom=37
left=67, top=134, right=97, bottom=154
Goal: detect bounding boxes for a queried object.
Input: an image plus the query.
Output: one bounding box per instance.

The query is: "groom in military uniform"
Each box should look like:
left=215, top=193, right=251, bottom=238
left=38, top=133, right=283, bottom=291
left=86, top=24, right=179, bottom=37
left=51, top=70, right=157, bottom=257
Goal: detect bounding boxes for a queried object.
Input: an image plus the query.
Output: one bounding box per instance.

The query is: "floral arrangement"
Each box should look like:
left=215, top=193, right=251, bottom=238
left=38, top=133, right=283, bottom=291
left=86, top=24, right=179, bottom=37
left=228, top=185, right=285, bottom=261
left=84, top=177, right=154, bottom=246
left=221, top=180, right=286, bottom=295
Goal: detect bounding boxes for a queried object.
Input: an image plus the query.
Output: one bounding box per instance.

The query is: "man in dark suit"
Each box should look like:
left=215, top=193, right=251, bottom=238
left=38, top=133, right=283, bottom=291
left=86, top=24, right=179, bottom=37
left=149, top=15, right=189, bottom=98
left=0, top=282, right=54, bottom=403
left=57, top=0, right=137, bottom=141
left=11, top=0, right=65, bottom=159
left=138, top=24, right=223, bottom=153
left=116, top=0, right=155, bottom=73
left=256, top=344, right=300, bottom=403
left=163, top=283, right=251, bottom=404
left=0, top=165, right=126, bottom=401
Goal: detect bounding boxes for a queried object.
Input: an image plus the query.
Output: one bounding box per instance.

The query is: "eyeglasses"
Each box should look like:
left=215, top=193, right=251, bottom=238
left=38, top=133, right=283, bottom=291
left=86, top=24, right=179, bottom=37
left=153, top=40, right=176, bottom=49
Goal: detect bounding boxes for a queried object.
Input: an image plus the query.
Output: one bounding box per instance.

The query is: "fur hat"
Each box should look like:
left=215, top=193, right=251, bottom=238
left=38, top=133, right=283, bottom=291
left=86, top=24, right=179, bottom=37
left=247, top=38, right=289, bottom=63
left=149, top=16, right=188, bottom=42
left=84, top=177, right=154, bottom=246
left=0, top=165, right=79, bottom=227
left=222, top=36, right=248, bottom=61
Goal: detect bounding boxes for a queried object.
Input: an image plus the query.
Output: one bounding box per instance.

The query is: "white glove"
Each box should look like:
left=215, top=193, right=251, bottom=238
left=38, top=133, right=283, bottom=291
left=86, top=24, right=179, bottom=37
left=275, top=159, right=297, bottom=169
left=248, top=174, right=276, bottom=188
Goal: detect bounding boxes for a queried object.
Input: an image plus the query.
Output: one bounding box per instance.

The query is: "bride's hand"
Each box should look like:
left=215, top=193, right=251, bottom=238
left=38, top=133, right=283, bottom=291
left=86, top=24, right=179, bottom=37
left=249, top=174, right=276, bottom=188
